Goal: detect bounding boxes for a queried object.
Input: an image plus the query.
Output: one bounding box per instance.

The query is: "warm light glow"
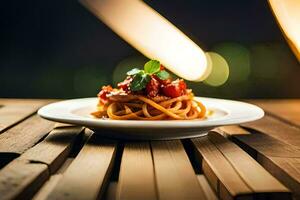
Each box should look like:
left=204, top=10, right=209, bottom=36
left=204, top=52, right=229, bottom=87
left=80, top=0, right=209, bottom=81
left=269, top=0, right=300, bottom=61
left=212, top=43, right=250, bottom=83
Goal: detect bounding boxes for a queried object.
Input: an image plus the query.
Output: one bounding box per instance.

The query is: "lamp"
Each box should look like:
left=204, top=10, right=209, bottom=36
left=80, top=0, right=211, bottom=82
left=268, top=0, right=300, bottom=62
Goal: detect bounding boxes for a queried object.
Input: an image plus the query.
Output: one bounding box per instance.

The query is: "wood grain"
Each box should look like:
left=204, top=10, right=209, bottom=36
left=56, top=158, right=74, bottom=174
left=0, top=99, right=54, bottom=133
left=214, top=125, right=250, bottom=137
left=0, top=160, right=49, bottom=200
left=192, top=136, right=252, bottom=200
left=208, top=132, right=290, bottom=198
left=258, top=156, right=300, bottom=199
left=218, top=126, right=300, bottom=199
left=0, top=115, right=55, bottom=154
left=249, top=99, right=300, bottom=127
left=46, top=133, right=117, bottom=200
left=1, top=99, right=300, bottom=199
left=151, top=140, right=206, bottom=200
left=19, top=126, right=84, bottom=173
left=104, top=181, right=118, bottom=200
left=234, top=132, right=300, bottom=158
left=0, top=124, right=82, bottom=200
left=118, top=142, right=156, bottom=200
left=234, top=134, right=300, bottom=199
left=242, top=116, right=300, bottom=150
left=197, top=175, right=218, bottom=200
left=32, top=174, right=62, bottom=200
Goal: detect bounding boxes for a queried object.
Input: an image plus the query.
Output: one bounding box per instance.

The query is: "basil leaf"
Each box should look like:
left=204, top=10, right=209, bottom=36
left=156, top=70, right=170, bottom=80
left=144, top=60, right=160, bottom=74
left=126, top=68, right=141, bottom=76
left=130, top=73, right=151, bottom=91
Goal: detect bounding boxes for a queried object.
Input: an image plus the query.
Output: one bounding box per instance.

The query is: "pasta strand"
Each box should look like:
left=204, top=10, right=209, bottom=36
left=92, top=94, right=206, bottom=120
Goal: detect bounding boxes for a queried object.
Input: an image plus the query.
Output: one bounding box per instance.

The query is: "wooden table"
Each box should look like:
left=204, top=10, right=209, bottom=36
left=0, top=99, right=300, bottom=200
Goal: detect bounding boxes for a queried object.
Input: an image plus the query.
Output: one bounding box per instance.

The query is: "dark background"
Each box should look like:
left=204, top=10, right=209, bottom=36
left=1, top=0, right=299, bottom=99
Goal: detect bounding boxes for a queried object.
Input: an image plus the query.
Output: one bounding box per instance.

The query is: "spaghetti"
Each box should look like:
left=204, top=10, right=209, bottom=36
left=91, top=60, right=206, bottom=120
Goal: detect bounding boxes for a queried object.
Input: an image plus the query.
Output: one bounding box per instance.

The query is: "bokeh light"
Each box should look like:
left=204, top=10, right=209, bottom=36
left=212, top=42, right=251, bottom=83
left=112, top=55, right=148, bottom=85
left=203, top=52, right=229, bottom=86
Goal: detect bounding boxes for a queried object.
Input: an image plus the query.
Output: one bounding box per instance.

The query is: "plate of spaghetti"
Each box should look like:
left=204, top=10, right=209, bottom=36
left=38, top=60, right=264, bottom=140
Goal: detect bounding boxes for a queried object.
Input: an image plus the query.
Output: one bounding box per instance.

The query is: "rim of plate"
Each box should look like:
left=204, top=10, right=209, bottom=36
left=38, top=97, right=264, bottom=128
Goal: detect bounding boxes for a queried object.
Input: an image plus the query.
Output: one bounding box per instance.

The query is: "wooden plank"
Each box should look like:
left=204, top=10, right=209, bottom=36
left=118, top=142, right=156, bottom=200
left=0, top=105, right=36, bottom=133
left=233, top=132, right=300, bottom=158
left=0, top=160, right=49, bottom=200
left=197, top=175, right=218, bottom=200
left=104, top=181, right=118, bottom=200
left=151, top=140, right=206, bottom=200
left=208, top=132, right=290, bottom=198
left=192, top=136, right=252, bottom=200
left=56, top=158, right=74, bottom=174
left=249, top=99, right=300, bottom=127
left=0, top=152, right=19, bottom=169
left=202, top=157, right=218, bottom=191
left=0, top=115, right=55, bottom=154
left=0, top=99, right=55, bottom=133
left=54, top=123, right=78, bottom=128
left=218, top=126, right=300, bottom=199
left=33, top=174, right=62, bottom=200
left=242, top=116, right=300, bottom=150
left=19, top=126, right=84, bottom=173
left=0, top=124, right=82, bottom=199
left=234, top=133, right=300, bottom=198
left=258, top=156, right=300, bottom=199
left=46, top=133, right=117, bottom=200
left=214, top=125, right=250, bottom=137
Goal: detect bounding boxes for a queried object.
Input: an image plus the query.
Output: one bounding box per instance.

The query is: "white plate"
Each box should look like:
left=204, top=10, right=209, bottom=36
left=38, top=97, right=264, bottom=140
